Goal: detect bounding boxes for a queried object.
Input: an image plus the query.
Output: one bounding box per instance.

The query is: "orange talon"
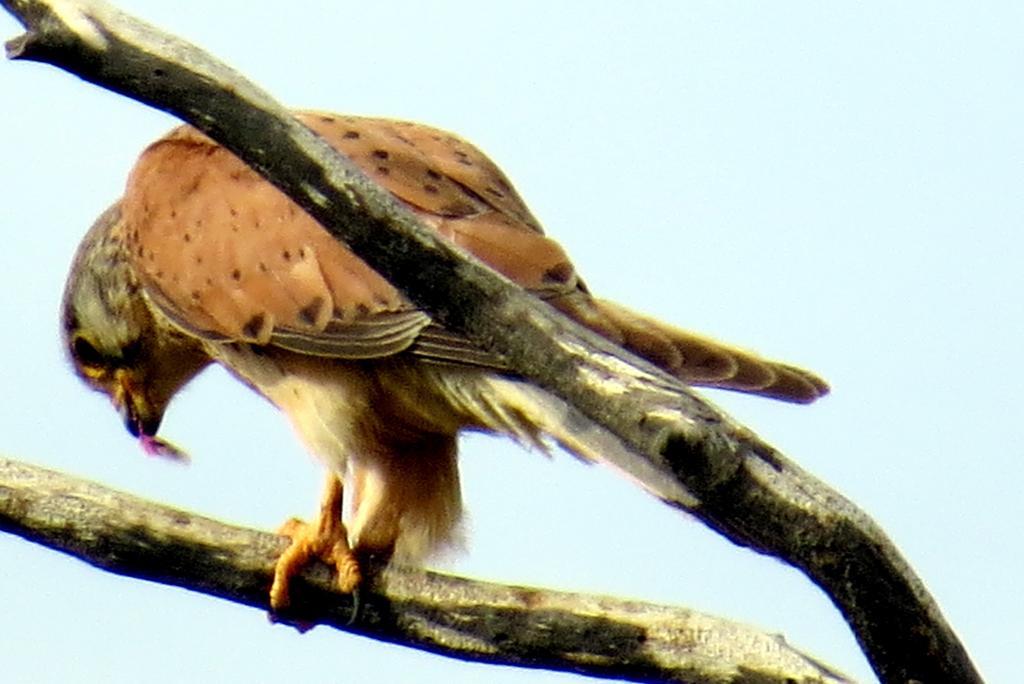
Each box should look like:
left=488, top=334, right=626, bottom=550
left=270, top=473, right=361, bottom=613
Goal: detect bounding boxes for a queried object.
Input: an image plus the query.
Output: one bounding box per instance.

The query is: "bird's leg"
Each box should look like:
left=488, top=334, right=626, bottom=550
left=270, top=472, right=361, bottom=612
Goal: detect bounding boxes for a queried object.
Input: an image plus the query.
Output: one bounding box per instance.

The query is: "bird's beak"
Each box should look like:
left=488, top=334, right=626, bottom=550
left=110, top=367, right=189, bottom=462
left=112, top=367, right=163, bottom=438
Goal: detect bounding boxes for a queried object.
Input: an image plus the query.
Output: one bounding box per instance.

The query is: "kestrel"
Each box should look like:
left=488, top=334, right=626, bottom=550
left=61, top=112, right=828, bottom=610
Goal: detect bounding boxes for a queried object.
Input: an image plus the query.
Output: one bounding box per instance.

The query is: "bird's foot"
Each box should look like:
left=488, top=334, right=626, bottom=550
left=269, top=474, right=361, bottom=614
left=269, top=517, right=362, bottom=611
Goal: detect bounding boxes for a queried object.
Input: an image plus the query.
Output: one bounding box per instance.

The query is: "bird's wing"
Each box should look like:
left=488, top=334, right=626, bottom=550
left=120, top=111, right=828, bottom=402
left=120, top=112, right=579, bottom=364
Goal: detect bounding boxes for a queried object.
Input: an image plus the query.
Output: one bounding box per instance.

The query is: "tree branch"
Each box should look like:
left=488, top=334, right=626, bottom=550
left=0, top=1, right=981, bottom=682
left=0, top=457, right=852, bottom=684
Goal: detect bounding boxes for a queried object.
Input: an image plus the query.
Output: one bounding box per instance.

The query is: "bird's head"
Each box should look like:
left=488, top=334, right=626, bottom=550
left=61, top=203, right=211, bottom=459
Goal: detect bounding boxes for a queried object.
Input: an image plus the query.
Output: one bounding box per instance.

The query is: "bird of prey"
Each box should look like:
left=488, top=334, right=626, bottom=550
left=61, top=112, right=828, bottom=609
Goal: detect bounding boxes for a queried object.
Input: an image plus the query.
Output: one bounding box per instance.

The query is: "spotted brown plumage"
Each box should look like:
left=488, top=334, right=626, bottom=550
left=62, top=111, right=828, bottom=610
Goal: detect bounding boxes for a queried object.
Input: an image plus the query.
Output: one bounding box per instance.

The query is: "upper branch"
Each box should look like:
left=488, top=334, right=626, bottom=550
left=1, top=1, right=981, bottom=682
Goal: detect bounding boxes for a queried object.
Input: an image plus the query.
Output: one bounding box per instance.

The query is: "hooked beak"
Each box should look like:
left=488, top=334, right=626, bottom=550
left=110, top=368, right=189, bottom=462
left=112, top=368, right=163, bottom=438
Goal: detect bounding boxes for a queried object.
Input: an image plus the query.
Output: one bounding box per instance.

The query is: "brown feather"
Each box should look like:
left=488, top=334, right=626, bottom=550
left=585, top=299, right=828, bottom=403
left=121, top=111, right=826, bottom=402
left=121, top=112, right=579, bottom=354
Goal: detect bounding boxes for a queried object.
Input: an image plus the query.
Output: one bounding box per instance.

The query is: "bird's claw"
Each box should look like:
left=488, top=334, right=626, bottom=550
left=269, top=474, right=361, bottom=626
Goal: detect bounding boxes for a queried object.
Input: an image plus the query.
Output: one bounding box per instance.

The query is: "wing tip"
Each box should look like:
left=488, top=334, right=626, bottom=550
left=760, top=365, right=831, bottom=404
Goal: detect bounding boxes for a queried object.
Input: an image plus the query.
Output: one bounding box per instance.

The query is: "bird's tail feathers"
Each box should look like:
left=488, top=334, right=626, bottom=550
left=555, top=297, right=828, bottom=404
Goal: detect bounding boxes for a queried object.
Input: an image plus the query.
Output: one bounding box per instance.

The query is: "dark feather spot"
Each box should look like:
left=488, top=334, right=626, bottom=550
left=343, top=130, right=360, bottom=139
left=376, top=166, right=390, bottom=176
left=486, top=187, right=505, bottom=198
left=542, top=262, right=575, bottom=284
left=183, top=233, right=191, bottom=242
left=259, top=262, right=268, bottom=272
left=242, top=314, right=267, bottom=340
left=231, top=269, right=241, bottom=281
left=282, top=250, right=292, bottom=261
left=190, top=290, right=201, bottom=301
left=372, top=149, right=389, bottom=160
left=319, top=115, right=336, bottom=123
left=426, top=169, right=442, bottom=180
left=423, top=183, right=440, bottom=194
left=298, top=297, right=326, bottom=326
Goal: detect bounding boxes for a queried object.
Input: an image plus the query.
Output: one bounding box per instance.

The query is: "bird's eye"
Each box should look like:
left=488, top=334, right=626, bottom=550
left=71, top=335, right=107, bottom=369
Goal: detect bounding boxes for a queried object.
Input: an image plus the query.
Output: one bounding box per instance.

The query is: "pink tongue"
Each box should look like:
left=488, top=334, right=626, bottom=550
left=139, top=434, right=189, bottom=463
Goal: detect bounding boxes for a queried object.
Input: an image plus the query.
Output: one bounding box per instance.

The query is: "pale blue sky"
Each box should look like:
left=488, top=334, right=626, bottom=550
left=2, top=2, right=1021, bottom=682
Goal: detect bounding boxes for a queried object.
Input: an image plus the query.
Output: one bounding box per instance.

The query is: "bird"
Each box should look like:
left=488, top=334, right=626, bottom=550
left=61, top=111, right=829, bottom=611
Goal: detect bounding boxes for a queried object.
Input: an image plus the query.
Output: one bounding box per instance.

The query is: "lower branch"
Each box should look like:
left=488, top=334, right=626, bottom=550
left=0, top=457, right=850, bottom=684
